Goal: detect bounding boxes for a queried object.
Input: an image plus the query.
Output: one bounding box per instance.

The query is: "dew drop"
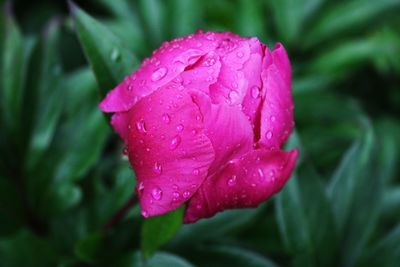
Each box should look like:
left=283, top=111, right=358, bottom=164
left=251, top=183, right=257, bottom=187
left=258, top=168, right=264, bottom=178
left=162, top=113, right=171, bottom=124
left=151, top=187, right=163, bottom=200
left=266, top=131, right=273, bottom=140
left=227, top=175, right=237, bottom=186
left=151, top=67, right=168, bottom=81
left=196, top=204, right=202, bottom=209
left=172, top=184, right=179, bottom=191
left=153, top=162, right=162, bottom=174
left=141, top=210, right=148, bottom=217
left=236, top=51, right=244, bottom=58
left=170, top=135, right=181, bottom=150
left=136, top=119, right=147, bottom=133
left=228, top=91, right=239, bottom=104
left=110, top=48, right=120, bottom=61
left=271, top=116, right=276, bottom=122
left=176, top=124, right=184, bottom=132
left=138, top=182, right=145, bottom=194
left=251, top=86, right=260, bottom=98
left=183, top=191, right=190, bottom=199
left=192, top=169, right=200, bottom=175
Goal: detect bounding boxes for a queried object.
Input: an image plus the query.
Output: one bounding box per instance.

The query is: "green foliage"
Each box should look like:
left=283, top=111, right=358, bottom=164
left=0, top=0, right=399, bottom=266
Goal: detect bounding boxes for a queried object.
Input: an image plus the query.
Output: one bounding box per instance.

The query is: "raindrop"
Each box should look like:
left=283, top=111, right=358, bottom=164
left=138, top=182, right=145, bottom=194
left=196, top=204, right=202, bottom=209
left=231, top=82, right=238, bottom=88
left=251, top=183, right=257, bottom=187
left=266, top=131, right=273, bottom=140
left=227, top=175, right=237, bottom=186
left=258, top=168, right=264, bottom=178
left=176, top=124, right=184, bottom=132
left=170, top=135, right=181, bottom=150
left=151, top=187, right=163, bottom=200
left=236, top=51, right=244, bottom=58
left=141, top=210, right=149, bottom=217
left=110, top=48, right=120, bottom=61
left=228, top=91, right=239, bottom=104
left=151, top=67, right=168, bottom=82
left=192, top=169, right=200, bottom=175
left=271, top=116, right=276, bottom=122
left=162, top=113, right=171, bottom=124
left=172, top=184, right=179, bottom=190
left=153, top=162, right=162, bottom=174
left=183, top=191, right=190, bottom=199
left=136, top=119, right=147, bottom=133
left=173, top=192, right=180, bottom=199
left=269, top=170, right=275, bottom=178
left=251, top=86, right=260, bottom=98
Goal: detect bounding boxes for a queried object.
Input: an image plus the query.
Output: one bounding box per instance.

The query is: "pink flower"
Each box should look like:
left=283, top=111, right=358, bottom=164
left=100, top=31, right=298, bottom=223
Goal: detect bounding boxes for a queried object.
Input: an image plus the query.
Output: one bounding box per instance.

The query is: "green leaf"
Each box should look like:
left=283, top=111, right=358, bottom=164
left=141, top=206, right=184, bottom=258
left=328, top=118, right=383, bottom=267
left=171, top=207, right=260, bottom=248
left=0, top=230, right=58, bottom=267
left=236, top=0, right=266, bottom=41
left=189, top=245, right=279, bottom=267
left=275, top=169, right=337, bottom=267
left=24, top=21, right=64, bottom=170
left=116, top=252, right=194, bottom=267
left=356, top=224, right=400, bottom=267
left=304, top=0, right=400, bottom=47
left=167, top=0, right=204, bottom=37
left=0, top=177, right=24, bottom=236
left=0, top=12, right=25, bottom=139
left=70, top=2, right=139, bottom=97
left=138, top=0, right=166, bottom=45
left=74, top=233, right=104, bottom=264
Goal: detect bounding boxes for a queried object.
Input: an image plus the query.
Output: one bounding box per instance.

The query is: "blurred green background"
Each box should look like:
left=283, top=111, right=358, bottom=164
left=0, top=0, right=400, bottom=266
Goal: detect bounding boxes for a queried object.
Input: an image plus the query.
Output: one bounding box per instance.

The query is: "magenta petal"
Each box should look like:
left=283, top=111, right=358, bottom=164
left=190, top=91, right=254, bottom=175
left=184, top=148, right=298, bottom=223
left=110, top=112, right=130, bottom=143
left=258, top=43, right=294, bottom=149
left=126, top=82, right=215, bottom=217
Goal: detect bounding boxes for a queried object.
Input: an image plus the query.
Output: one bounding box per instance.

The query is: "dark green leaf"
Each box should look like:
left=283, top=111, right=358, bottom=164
left=189, top=245, right=279, bottom=267
left=70, top=2, right=139, bottom=97
left=328, top=118, right=383, bottom=267
left=356, top=224, right=400, bottom=267
left=0, top=230, right=58, bottom=267
left=138, top=0, right=166, bottom=45
left=236, top=0, right=266, bottom=41
left=304, top=0, right=400, bottom=47
left=116, top=252, right=194, bottom=267
left=24, top=21, right=64, bottom=170
left=74, top=232, right=104, bottom=264
left=167, top=0, right=204, bottom=37
left=141, top=206, right=184, bottom=258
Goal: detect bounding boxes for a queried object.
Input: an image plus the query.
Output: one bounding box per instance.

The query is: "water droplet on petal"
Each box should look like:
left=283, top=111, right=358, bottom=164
left=228, top=91, right=239, bottom=104
left=138, top=182, right=145, bottom=195
left=196, top=204, right=202, bottom=209
left=258, top=168, right=264, bottom=178
left=153, top=162, right=162, bottom=174
left=266, top=131, right=273, bottom=140
left=141, top=210, right=148, bottom=217
left=251, top=183, right=257, bottom=187
left=172, top=184, right=179, bottom=191
left=193, top=169, right=200, bottom=175
left=227, top=175, right=237, bottom=186
left=162, top=113, right=171, bottom=124
left=176, top=124, right=184, bottom=132
left=151, top=67, right=168, bottom=81
left=170, top=135, right=181, bottom=150
left=271, top=116, right=276, bottom=122
left=183, top=191, right=190, bottom=199
left=136, top=119, right=147, bottom=133
left=151, top=187, right=163, bottom=200
left=236, top=51, right=244, bottom=58
left=251, top=86, right=260, bottom=98
left=172, top=192, right=180, bottom=201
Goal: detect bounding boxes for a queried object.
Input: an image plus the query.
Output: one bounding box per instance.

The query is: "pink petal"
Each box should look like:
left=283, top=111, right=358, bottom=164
left=191, top=91, right=254, bottom=175
left=184, top=148, right=298, bottom=223
left=110, top=112, right=130, bottom=143
left=99, top=31, right=235, bottom=113
left=209, top=40, right=252, bottom=106
left=258, top=43, right=294, bottom=149
left=126, top=81, right=215, bottom=217
left=179, top=51, right=222, bottom=94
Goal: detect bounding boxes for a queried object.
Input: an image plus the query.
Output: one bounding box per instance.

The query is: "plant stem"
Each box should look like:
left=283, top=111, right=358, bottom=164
left=102, top=194, right=138, bottom=232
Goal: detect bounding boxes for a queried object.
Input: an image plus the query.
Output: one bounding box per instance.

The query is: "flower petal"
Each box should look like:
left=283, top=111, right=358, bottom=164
left=110, top=112, right=130, bottom=143
left=126, top=82, right=215, bottom=217
left=190, top=91, right=254, bottom=175
left=184, top=148, right=298, bottom=223
left=258, top=43, right=294, bottom=149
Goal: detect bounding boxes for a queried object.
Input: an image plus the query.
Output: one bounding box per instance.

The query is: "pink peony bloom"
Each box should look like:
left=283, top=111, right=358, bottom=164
left=100, top=31, right=298, bottom=223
